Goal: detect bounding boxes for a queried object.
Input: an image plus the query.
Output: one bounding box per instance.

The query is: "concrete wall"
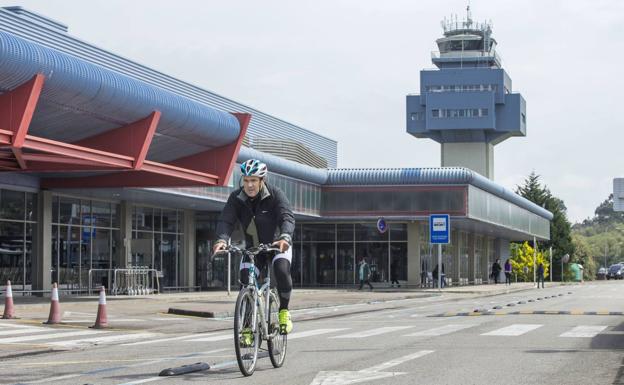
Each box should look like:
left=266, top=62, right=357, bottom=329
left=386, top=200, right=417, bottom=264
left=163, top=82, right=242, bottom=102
left=441, top=142, right=493, bottom=178
left=407, top=222, right=421, bottom=286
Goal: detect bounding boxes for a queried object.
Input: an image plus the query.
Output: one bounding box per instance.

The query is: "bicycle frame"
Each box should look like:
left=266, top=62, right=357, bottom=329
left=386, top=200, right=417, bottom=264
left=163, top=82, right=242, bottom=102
left=235, top=246, right=280, bottom=342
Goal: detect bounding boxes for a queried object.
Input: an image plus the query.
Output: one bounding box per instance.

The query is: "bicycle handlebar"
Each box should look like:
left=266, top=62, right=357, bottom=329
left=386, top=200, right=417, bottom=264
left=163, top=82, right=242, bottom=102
left=213, top=243, right=282, bottom=257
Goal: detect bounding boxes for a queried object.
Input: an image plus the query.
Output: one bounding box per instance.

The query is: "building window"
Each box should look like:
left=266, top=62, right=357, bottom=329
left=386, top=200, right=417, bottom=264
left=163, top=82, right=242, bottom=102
left=426, top=84, right=498, bottom=93
left=51, top=196, right=120, bottom=294
left=410, top=112, right=424, bottom=121
left=0, top=189, right=37, bottom=293
left=431, top=108, right=490, bottom=119
left=131, top=205, right=184, bottom=289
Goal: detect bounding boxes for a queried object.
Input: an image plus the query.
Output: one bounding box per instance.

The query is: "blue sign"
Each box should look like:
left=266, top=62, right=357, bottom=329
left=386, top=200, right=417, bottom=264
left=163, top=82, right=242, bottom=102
left=376, top=217, right=388, bottom=234
left=429, top=214, right=450, bottom=244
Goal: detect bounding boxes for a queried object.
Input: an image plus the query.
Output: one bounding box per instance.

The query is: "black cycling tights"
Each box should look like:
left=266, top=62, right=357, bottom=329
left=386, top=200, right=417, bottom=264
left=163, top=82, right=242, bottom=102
left=240, top=255, right=292, bottom=311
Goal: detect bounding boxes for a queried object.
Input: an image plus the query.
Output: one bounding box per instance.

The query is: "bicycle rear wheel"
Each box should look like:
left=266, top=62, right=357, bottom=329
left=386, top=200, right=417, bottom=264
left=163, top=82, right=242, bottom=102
left=234, top=288, right=259, bottom=376
left=267, top=289, right=287, bottom=368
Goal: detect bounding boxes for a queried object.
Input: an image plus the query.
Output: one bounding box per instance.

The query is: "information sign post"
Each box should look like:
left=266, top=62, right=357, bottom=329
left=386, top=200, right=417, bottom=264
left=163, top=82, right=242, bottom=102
left=430, top=214, right=450, bottom=291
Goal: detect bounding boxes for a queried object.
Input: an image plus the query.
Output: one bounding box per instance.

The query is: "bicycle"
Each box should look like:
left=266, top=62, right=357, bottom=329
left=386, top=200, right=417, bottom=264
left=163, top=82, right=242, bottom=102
left=216, top=244, right=287, bottom=376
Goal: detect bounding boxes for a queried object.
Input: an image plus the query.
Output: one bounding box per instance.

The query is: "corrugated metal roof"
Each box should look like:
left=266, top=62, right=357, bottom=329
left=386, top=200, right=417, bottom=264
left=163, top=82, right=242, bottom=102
left=0, top=30, right=241, bottom=154
left=0, top=7, right=337, bottom=167
left=238, top=147, right=329, bottom=185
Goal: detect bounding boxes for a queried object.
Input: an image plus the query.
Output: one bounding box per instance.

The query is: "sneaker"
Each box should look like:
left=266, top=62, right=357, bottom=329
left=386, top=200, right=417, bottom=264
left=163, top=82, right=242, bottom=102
left=278, top=309, right=293, bottom=335
left=240, top=328, right=254, bottom=347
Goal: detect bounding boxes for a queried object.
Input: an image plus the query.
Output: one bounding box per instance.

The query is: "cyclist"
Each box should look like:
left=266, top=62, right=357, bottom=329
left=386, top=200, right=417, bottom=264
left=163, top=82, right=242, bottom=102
left=213, top=159, right=295, bottom=334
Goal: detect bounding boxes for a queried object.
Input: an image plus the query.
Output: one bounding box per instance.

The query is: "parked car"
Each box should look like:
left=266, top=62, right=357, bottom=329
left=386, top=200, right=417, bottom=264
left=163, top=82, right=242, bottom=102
left=607, top=264, right=624, bottom=280
left=597, top=267, right=608, bottom=280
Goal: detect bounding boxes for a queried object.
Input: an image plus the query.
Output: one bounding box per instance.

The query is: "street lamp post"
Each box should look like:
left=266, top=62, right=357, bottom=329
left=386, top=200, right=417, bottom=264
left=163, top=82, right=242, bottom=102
left=549, top=246, right=552, bottom=283
left=562, top=253, right=570, bottom=282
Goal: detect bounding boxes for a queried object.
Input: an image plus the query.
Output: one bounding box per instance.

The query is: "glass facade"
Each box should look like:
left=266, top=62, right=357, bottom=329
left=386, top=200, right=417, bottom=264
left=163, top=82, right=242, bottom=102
left=131, top=206, right=184, bottom=288
left=468, top=185, right=550, bottom=239
left=293, top=223, right=407, bottom=287
left=475, top=235, right=483, bottom=280
left=0, top=189, right=37, bottom=291
left=459, top=231, right=469, bottom=280
left=51, top=196, right=119, bottom=293
left=486, top=238, right=496, bottom=282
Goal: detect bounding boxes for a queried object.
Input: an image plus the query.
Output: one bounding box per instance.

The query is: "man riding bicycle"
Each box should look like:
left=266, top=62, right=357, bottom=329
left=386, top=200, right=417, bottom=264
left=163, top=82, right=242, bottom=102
left=212, top=159, right=295, bottom=334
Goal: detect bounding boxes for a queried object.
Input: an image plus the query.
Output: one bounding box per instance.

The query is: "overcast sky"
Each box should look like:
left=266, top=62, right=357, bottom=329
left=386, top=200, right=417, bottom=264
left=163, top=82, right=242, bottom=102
left=4, top=0, right=623, bottom=223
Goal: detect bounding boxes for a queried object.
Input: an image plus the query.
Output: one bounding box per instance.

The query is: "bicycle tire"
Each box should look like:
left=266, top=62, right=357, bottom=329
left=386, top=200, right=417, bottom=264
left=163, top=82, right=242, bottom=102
left=267, top=289, right=287, bottom=368
left=234, top=288, right=258, bottom=376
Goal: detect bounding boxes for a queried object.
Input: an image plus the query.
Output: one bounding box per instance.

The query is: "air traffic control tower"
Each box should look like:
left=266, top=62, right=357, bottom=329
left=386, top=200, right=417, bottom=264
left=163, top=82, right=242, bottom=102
left=406, top=8, right=526, bottom=179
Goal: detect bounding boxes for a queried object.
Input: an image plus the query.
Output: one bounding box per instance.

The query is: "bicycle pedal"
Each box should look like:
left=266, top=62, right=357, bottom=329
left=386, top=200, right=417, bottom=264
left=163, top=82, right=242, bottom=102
left=279, top=324, right=287, bottom=335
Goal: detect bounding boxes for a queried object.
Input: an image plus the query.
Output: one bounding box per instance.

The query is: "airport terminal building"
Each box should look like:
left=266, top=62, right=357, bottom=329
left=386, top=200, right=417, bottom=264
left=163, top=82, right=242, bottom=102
left=0, top=7, right=551, bottom=294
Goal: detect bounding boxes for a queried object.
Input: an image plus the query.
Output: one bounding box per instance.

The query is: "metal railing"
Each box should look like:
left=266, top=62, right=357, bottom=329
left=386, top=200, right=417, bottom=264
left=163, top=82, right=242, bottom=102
left=88, top=267, right=160, bottom=296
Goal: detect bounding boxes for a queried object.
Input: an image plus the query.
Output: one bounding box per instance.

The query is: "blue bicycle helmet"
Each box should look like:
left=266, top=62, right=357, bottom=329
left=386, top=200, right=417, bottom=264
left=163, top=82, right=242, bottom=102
left=240, top=159, right=268, bottom=178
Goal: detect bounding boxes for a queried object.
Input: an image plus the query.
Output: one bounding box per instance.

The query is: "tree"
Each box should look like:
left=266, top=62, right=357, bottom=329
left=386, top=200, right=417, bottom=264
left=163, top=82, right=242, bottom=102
left=515, top=171, right=575, bottom=280
left=572, top=234, right=596, bottom=280
left=594, top=194, right=624, bottom=225
left=510, top=241, right=549, bottom=282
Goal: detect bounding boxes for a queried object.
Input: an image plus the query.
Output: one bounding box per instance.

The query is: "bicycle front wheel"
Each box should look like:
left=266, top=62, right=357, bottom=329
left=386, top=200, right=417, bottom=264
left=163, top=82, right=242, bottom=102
left=267, top=289, right=287, bottom=368
left=234, top=288, right=259, bottom=376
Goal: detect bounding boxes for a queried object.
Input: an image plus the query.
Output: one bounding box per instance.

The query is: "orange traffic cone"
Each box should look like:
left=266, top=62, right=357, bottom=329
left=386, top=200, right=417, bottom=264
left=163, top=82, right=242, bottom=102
left=90, top=286, right=108, bottom=329
left=2, top=280, right=15, bottom=319
left=44, top=283, right=61, bottom=324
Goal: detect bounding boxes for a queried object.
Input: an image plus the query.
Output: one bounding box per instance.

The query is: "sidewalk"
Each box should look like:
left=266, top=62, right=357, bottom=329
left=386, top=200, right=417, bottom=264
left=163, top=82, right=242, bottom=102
left=4, top=282, right=557, bottom=320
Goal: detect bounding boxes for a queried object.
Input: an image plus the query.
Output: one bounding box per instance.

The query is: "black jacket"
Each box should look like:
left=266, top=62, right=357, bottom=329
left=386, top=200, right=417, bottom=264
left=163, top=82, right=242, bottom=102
left=216, top=183, right=295, bottom=246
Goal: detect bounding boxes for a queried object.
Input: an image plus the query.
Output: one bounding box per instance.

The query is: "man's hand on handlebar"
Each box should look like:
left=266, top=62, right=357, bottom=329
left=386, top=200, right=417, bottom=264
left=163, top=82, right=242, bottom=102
left=212, top=240, right=227, bottom=255
left=272, top=239, right=290, bottom=253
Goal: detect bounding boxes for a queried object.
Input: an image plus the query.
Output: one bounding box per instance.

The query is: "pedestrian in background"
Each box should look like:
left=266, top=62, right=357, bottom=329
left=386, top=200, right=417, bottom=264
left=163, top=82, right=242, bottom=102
left=491, top=259, right=502, bottom=284
left=433, top=263, right=446, bottom=288
left=536, top=262, right=545, bottom=288
left=358, top=258, right=373, bottom=291
left=504, top=258, right=512, bottom=285
left=390, top=261, right=401, bottom=288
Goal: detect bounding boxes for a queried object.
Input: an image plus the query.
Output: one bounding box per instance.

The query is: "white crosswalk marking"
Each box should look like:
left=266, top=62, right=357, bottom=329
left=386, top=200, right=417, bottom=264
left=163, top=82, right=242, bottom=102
left=289, top=328, right=350, bottom=340
left=122, top=332, right=219, bottom=346
left=560, top=326, right=607, bottom=338
left=405, top=324, right=477, bottom=337
left=0, top=329, right=106, bottom=343
left=0, top=327, right=50, bottom=337
left=48, top=332, right=157, bottom=347
left=187, top=334, right=231, bottom=342
left=481, top=324, right=542, bottom=336
left=331, top=326, right=413, bottom=339
left=0, top=323, right=34, bottom=329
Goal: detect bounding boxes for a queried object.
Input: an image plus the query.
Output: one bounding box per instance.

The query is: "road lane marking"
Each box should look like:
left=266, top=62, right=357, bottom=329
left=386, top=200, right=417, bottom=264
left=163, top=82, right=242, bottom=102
left=121, top=332, right=218, bottom=346
left=331, top=326, right=413, bottom=339
left=405, top=324, right=477, bottom=337
left=289, top=328, right=350, bottom=340
left=0, top=329, right=106, bottom=343
left=186, top=333, right=231, bottom=342
left=560, top=325, right=607, bottom=338
left=481, top=324, right=542, bottom=336
left=25, top=373, right=82, bottom=384
left=310, top=350, right=434, bottom=384
left=364, top=350, right=435, bottom=372
left=49, top=332, right=157, bottom=347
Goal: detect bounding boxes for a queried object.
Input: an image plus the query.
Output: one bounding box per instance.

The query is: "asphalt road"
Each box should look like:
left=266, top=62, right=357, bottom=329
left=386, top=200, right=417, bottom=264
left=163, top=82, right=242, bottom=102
left=2, top=281, right=623, bottom=385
